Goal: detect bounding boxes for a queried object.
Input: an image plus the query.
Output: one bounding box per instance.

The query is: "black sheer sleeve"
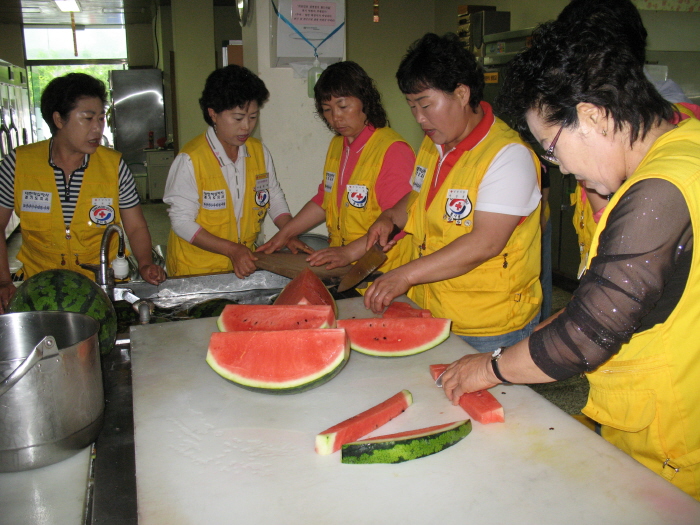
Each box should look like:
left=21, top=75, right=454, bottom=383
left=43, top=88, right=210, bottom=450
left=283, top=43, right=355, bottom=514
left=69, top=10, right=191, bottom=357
left=530, top=178, right=693, bottom=380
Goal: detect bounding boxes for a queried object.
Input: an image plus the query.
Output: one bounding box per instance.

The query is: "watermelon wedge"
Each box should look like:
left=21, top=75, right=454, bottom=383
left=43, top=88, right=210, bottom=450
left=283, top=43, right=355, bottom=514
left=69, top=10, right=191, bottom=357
left=315, top=390, right=413, bottom=455
left=206, top=329, right=349, bottom=394
left=336, top=318, right=451, bottom=357
left=341, top=419, right=472, bottom=464
left=216, top=304, right=335, bottom=332
left=274, top=268, right=337, bottom=317
left=429, top=364, right=505, bottom=424
left=382, top=302, right=433, bottom=318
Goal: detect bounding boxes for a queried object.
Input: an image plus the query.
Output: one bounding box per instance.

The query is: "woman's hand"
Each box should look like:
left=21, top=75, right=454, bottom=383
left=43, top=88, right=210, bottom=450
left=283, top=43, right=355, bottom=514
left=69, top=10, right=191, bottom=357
left=285, top=236, right=314, bottom=255
left=139, top=264, right=167, bottom=285
left=363, top=268, right=412, bottom=313
left=256, top=231, right=289, bottom=254
left=228, top=243, right=258, bottom=279
left=366, top=215, right=399, bottom=252
left=440, top=353, right=499, bottom=404
left=0, top=280, right=16, bottom=313
left=307, top=246, right=353, bottom=270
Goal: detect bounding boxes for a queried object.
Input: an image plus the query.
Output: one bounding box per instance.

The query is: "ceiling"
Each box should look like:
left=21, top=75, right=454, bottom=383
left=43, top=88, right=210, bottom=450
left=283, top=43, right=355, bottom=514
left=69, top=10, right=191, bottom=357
left=0, top=0, right=235, bottom=26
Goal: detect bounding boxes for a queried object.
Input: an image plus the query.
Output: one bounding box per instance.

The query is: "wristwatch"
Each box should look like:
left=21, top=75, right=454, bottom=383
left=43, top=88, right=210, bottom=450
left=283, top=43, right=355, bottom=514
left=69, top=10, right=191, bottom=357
left=491, top=347, right=512, bottom=384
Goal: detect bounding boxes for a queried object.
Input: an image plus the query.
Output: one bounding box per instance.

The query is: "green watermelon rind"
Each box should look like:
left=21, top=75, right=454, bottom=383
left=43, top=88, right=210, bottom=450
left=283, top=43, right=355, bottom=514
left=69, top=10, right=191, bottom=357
left=8, top=269, right=117, bottom=355
left=341, top=419, right=472, bottom=464
left=337, top=318, right=452, bottom=357
left=216, top=304, right=336, bottom=332
left=205, top=331, right=351, bottom=395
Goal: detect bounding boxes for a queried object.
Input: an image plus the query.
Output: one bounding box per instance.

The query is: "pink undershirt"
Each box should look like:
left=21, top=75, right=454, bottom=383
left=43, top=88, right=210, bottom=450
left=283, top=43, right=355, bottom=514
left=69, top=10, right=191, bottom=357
left=310, top=125, right=414, bottom=210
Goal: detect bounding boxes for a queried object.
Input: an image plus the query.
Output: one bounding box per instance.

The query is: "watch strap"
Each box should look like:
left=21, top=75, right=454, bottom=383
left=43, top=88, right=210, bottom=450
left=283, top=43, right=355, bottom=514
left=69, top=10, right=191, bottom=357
left=491, top=347, right=512, bottom=384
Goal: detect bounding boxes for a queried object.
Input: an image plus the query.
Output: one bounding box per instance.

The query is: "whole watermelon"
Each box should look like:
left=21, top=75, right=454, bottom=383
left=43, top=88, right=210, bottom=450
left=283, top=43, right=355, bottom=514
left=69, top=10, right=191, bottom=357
left=8, top=269, right=118, bottom=355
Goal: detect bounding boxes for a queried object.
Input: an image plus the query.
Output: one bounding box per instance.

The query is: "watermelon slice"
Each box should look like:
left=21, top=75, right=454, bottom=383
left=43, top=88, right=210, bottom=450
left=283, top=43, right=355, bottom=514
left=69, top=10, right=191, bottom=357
left=341, top=419, right=472, bottom=464
left=274, top=268, right=337, bottom=317
left=206, top=329, right=349, bottom=394
left=315, top=390, right=413, bottom=455
left=429, top=364, right=505, bottom=424
left=382, top=302, right=433, bottom=318
left=336, top=318, right=451, bottom=357
left=216, top=304, right=335, bottom=332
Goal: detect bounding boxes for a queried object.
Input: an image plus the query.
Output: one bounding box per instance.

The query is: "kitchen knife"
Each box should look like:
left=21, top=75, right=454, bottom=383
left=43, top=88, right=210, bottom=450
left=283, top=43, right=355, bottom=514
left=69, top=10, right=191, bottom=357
left=336, top=225, right=401, bottom=293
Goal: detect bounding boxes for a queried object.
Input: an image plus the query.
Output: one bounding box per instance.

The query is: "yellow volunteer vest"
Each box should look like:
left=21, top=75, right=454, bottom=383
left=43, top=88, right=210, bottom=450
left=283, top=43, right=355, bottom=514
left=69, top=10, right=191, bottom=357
left=14, top=140, right=123, bottom=280
left=582, top=118, right=700, bottom=500
left=405, top=119, right=542, bottom=336
left=166, top=134, right=270, bottom=277
left=570, top=184, right=597, bottom=277
left=321, top=127, right=412, bottom=289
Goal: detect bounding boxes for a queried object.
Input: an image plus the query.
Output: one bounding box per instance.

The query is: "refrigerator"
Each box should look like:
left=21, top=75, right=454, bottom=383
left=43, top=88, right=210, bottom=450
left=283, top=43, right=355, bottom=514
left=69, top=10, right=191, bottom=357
left=109, top=69, right=166, bottom=177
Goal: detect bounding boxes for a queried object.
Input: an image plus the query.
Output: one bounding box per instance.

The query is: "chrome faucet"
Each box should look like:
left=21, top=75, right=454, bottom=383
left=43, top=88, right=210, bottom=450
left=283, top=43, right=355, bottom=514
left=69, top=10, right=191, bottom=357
left=79, top=223, right=126, bottom=298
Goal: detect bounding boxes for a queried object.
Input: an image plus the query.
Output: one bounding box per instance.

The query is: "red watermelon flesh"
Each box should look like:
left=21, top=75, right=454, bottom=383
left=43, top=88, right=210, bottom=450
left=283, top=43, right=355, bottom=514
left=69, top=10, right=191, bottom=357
left=429, top=363, right=448, bottom=381
left=336, top=317, right=451, bottom=357
left=217, top=304, right=335, bottom=332
left=315, top=390, right=413, bottom=455
left=382, top=302, right=433, bottom=318
left=274, top=268, right=337, bottom=317
left=429, top=363, right=505, bottom=424
left=206, top=329, right=349, bottom=394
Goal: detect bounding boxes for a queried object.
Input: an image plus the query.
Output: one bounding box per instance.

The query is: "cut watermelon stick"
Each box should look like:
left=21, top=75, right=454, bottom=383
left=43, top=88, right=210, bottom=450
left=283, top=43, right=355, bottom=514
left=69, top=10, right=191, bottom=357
left=315, top=390, right=413, bottom=455
left=336, top=318, right=451, bottom=357
left=341, top=420, right=472, bottom=464
left=429, top=364, right=505, bottom=424
left=217, top=304, right=335, bottom=332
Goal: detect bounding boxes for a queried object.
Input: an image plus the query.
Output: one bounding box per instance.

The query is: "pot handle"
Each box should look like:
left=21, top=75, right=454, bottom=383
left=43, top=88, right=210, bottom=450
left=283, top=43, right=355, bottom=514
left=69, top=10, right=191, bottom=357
left=0, top=336, right=58, bottom=397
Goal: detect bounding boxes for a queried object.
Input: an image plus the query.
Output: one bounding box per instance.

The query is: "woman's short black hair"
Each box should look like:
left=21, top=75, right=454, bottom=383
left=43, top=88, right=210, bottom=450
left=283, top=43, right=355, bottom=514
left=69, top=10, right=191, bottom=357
left=41, top=73, right=107, bottom=134
left=313, top=61, right=387, bottom=132
left=396, top=32, right=484, bottom=112
left=199, top=65, right=270, bottom=126
left=496, top=12, right=673, bottom=146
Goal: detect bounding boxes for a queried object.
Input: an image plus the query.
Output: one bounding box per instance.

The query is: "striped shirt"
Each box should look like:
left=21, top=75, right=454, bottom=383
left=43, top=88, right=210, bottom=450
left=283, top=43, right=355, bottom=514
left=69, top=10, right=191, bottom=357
left=0, top=141, right=140, bottom=225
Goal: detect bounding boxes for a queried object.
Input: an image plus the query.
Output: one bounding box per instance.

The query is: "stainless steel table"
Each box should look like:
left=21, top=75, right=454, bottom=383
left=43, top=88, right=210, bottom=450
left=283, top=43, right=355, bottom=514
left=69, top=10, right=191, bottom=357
left=130, top=297, right=700, bottom=524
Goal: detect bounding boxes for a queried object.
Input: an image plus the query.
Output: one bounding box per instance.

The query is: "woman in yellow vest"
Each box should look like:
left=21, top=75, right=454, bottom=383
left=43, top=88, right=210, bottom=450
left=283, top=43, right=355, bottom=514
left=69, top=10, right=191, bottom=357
left=0, top=73, right=166, bottom=312
left=440, top=4, right=700, bottom=500
left=364, top=33, right=542, bottom=352
left=257, top=61, right=414, bottom=279
left=164, top=65, right=302, bottom=278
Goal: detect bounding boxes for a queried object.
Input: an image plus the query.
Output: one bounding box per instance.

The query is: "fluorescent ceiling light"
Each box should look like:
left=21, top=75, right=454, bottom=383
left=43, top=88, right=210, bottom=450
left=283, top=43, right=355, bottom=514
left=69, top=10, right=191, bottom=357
left=55, top=0, right=81, bottom=12
left=22, top=7, right=42, bottom=13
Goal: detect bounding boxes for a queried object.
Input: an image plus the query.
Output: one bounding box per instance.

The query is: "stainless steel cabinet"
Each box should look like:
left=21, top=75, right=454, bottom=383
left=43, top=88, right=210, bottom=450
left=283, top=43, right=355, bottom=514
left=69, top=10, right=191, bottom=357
left=145, top=150, right=173, bottom=201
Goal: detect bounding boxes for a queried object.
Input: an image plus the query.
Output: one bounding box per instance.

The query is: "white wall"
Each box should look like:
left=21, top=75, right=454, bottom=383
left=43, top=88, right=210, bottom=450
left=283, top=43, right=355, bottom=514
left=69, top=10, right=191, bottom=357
left=248, top=0, right=336, bottom=238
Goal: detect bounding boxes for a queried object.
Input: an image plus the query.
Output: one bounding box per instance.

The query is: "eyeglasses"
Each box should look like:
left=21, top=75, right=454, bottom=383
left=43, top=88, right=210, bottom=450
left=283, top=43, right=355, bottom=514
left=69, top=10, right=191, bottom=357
left=541, top=126, right=563, bottom=165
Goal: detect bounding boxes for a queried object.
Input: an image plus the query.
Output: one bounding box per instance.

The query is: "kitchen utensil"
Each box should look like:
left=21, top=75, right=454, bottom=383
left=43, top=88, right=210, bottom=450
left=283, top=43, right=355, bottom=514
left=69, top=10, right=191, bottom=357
left=435, top=370, right=446, bottom=388
left=0, top=311, right=103, bottom=472
left=336, top=225, right=401, bottom=293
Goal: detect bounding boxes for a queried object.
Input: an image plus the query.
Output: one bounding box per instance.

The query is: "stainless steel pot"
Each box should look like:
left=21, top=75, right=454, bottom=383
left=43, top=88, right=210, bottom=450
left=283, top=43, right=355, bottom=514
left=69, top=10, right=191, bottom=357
left=0, top=311, right=104, bottom=472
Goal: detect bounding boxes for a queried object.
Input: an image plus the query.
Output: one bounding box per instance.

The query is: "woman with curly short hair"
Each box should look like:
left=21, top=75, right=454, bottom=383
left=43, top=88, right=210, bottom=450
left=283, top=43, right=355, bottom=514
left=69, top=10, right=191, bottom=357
left=258, top=61, right=414, bottom=287
left=164, top=65, right=303, bottom=278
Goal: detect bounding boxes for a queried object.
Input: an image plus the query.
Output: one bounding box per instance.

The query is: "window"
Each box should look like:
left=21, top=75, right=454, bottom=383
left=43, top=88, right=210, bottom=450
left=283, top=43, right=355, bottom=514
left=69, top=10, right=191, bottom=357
left=23, top=25, right=128, bottom=143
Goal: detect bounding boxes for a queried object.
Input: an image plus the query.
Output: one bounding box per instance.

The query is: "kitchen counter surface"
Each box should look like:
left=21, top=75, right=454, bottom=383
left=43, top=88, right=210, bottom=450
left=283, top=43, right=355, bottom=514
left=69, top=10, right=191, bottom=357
left=130, top=297, right=700, bottom=524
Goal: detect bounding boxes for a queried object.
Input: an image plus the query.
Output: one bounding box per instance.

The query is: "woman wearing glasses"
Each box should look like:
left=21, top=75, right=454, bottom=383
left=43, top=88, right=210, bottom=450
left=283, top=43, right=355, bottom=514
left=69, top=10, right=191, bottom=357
left=438, top=2, right=700, bottom=501
left=363, top=33, right=542, bottom=352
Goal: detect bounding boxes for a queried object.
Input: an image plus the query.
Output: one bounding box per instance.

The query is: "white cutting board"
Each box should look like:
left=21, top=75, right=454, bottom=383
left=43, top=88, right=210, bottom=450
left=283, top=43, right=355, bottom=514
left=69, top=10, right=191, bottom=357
left=130, top=298, right=700, bottom=525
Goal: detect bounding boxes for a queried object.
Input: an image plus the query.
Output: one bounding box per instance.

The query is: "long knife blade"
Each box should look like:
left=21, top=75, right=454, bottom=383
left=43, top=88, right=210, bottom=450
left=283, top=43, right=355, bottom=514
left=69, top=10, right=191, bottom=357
left=335, top=243, right=387, bottom=292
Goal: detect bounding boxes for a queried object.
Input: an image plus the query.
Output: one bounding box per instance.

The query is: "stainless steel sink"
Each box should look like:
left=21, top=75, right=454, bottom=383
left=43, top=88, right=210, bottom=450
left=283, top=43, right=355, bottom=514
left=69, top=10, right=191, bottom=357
left=115, top=270, right=291, bottom=311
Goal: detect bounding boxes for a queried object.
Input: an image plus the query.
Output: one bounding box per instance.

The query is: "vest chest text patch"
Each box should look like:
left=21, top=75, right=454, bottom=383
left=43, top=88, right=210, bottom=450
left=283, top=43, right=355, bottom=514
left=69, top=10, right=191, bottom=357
left=203, top=190, right=227, bottom=210
left=412, top=166, right=427, bottom=192
left=324, top=171, right=336, bottom=192
left=21, top=190, right=52, bottom=213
